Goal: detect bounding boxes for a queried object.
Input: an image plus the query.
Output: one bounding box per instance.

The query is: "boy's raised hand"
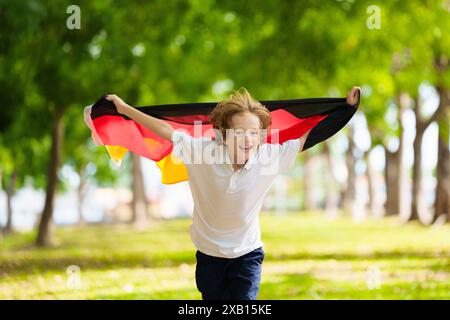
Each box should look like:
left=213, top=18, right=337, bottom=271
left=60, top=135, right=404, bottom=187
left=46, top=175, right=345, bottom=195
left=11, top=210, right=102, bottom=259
left=106, top=94, right=130, bottom=115
left=346, top=86, right=361, bottom=106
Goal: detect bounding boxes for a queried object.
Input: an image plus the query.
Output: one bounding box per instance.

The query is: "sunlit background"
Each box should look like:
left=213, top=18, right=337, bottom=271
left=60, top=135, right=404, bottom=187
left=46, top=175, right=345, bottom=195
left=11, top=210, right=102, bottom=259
left=0, top=0, right=449, bottom=299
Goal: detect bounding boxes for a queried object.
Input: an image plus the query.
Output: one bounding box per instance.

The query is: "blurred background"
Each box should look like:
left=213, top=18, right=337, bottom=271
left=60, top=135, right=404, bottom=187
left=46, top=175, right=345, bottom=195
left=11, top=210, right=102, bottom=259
left=0, top=0, right=449, bottom=299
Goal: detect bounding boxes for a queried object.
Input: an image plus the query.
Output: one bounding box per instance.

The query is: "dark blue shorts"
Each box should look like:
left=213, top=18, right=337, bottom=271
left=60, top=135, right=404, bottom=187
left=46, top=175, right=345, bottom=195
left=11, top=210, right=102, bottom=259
left=195, top=247, right=265, bottom=300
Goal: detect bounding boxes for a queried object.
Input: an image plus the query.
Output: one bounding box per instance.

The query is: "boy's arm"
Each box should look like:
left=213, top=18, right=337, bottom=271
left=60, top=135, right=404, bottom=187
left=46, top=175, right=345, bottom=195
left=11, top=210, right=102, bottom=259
left=106, top=94, right=174, bottom=141
left=298, top=128, right=312, bottom=153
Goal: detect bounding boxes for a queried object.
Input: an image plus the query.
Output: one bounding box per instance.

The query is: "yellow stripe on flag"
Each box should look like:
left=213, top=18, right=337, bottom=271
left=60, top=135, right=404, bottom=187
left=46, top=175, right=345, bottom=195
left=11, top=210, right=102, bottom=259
left=105, top=145, right=128, bottom=166
left=155, top=152, right=188, bottom=184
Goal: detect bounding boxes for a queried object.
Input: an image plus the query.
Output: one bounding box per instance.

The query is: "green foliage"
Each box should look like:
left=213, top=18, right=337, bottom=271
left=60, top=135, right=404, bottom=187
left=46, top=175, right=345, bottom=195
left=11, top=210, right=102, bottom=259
left=1, top=0, right=449, bottom=192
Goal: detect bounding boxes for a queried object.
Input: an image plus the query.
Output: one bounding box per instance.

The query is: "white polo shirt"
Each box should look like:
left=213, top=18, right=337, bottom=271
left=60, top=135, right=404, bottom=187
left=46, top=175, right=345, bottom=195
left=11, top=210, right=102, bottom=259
left=171, top=130, right=301, bottom=258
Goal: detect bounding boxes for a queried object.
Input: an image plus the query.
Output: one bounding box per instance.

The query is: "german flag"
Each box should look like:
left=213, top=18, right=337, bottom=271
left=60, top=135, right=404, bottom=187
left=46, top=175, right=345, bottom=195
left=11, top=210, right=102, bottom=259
left=84, top=94, right=359, bottom=184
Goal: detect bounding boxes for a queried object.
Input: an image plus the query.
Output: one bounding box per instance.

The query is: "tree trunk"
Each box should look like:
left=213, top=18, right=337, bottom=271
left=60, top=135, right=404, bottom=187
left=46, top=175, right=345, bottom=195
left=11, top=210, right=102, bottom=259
left=36, top=108, right=64, bottom=247
left=410, top=97, right=426, bottom=222
left=433, top=120, right=450, bottom=222
left=364, top=150, right=378, bottom=217
left=77, top=165, right=86, bottom=226
left=410, top=123, right=425, bottom=221
left=131, top=153, right=148, bottom=228
left=342, top=124, right=356, bottom=215
left=431, top=58, right=450, bottom=223
left=384, top=93, right=408, bottom=217
left=303, top=151, right=319, bottom=211
left=4, top=171, right=17, bottom=234
left=384, top=148, right=399, bottom=216
left=410, top=87, right=448, bottom=223
left=0, top=167, right=3, bottom=238
left=323, top=141, right=339, bottom=216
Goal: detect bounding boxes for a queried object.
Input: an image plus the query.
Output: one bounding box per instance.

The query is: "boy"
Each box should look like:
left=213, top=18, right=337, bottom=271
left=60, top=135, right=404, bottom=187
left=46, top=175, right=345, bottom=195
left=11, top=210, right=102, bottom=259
left=106, top=86, right=361, bottom=300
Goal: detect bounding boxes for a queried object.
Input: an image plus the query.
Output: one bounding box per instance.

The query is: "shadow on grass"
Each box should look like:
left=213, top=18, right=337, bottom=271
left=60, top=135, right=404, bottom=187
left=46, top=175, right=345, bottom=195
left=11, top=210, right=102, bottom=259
left=260, top=272, right=450, bottom=299
left=259, top=272, right=318, bottom=299
left=92, top=288, right=201, bottom=300
left=89, top=274, right=319, bottom=300
left=267, top=251, right=450, bottom=261
left=0, top=252, right=197, bottom=276
left=1, top=250, right=449, bottom=277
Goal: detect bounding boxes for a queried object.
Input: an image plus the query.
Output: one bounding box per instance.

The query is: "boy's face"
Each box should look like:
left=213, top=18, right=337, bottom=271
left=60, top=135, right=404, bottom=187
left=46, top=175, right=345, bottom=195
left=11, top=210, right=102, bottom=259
left=224, top=112, right=261, bottom=165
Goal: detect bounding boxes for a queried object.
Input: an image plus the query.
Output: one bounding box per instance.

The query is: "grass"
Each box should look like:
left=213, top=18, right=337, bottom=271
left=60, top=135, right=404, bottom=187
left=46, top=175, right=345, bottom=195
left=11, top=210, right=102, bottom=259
left=0, top=212, right=449, bottom=299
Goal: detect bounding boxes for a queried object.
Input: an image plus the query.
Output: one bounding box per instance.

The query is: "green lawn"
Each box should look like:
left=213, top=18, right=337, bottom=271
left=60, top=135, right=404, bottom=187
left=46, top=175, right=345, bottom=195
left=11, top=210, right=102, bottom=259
left=0, top=212, right=449, bottom=299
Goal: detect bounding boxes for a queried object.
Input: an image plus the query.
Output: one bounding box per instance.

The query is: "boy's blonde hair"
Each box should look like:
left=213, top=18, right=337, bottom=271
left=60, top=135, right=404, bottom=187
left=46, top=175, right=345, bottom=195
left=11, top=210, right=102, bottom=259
left=209, top=87, right=272, bottom=143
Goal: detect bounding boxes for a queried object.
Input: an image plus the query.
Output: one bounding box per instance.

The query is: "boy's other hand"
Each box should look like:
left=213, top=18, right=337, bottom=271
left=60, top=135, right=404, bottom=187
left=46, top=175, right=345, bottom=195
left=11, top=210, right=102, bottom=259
left=106, top=94, right=130, bottom=115
left=346, top=86, right=361, bottom=106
